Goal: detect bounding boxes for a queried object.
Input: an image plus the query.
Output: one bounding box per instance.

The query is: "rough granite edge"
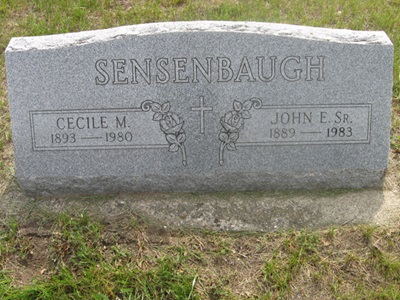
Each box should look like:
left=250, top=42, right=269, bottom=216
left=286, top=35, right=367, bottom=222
left=1, top=181, right=397, bottom=231
left=15, top=168, right=385, bottom=196
left=6, top=21, right=393, bottom=52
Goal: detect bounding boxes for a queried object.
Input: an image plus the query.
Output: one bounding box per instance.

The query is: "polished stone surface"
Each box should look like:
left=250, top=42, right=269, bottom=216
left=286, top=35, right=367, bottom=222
left=6, top=21, right=394, bottom=194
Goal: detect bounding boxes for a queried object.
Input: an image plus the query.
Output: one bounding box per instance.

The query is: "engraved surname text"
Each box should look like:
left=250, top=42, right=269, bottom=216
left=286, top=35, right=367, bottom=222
left=95, top=56, right=326, bottom=85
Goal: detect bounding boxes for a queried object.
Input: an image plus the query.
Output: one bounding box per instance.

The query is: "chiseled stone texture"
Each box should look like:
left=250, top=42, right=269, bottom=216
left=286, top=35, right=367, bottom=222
left=6, top=21, right=394, bottom=195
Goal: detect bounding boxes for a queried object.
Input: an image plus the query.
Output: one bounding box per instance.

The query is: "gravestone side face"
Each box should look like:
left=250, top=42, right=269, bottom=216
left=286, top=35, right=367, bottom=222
left=6, top=21, right=393, bottom=195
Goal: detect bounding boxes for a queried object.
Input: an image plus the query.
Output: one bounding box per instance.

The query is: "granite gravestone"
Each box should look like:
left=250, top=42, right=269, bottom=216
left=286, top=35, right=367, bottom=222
left=6, top=21, right=393, bottom=195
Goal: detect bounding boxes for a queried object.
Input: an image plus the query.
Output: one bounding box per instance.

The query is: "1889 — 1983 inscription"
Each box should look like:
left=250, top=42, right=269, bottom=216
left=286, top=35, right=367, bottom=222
left=6, top=21, right=393, bottom=194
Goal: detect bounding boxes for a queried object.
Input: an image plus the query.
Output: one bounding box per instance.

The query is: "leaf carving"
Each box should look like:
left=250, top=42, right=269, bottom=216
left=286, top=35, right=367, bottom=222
left=177, top=132, right=186, bottom=143
left=152, top=102, right=162, bottom=113
left=153, top=112, right=163, bottom=121
left=242, top=100, right=253, bottom=111
left=227, top=142, right=236, bottom=151
left=166, top=134, right=178, bottom=144
left=219, top=132, right=229, bottom=142
left=229, top=132, right=239, bottom=142
left=241, top=110, right=251, bottom=119
left=233, top=100, right=242, bottom=112
left=169, top=143, right=179, bottom=152
left=162, top=102, right=170, bottom=113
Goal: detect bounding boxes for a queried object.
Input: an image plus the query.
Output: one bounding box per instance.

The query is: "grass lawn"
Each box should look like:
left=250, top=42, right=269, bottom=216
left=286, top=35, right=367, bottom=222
left=1, top=0, right=400, bottom=299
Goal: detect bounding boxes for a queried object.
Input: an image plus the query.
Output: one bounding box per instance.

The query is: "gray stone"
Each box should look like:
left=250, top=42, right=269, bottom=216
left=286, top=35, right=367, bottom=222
left=1, top=185, right=398, bottom=231
left=6, top=21, right=394, bottom=195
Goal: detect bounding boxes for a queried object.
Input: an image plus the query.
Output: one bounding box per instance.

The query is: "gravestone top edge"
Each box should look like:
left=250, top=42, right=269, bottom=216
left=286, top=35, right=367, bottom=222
left=6, top=21, right=392, bottom=52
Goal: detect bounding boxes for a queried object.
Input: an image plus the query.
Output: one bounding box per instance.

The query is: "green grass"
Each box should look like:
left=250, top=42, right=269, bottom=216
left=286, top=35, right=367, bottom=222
left=1, top=213, right=400, bottom=299
left=262, top=230, right=320, bottom=297
left=1, top=213, right=199, bottom=299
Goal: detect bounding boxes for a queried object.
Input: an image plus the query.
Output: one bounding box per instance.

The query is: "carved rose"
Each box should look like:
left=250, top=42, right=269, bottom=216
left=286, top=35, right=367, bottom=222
left=220, top=111, right=244, bottom=132
left=159, top=112, right=186, bottom=153
left=143, top=100, right=187, bottom=166
left=219, top=98, right=260, bottom=165
left=160, top=112, right=184, bottom=135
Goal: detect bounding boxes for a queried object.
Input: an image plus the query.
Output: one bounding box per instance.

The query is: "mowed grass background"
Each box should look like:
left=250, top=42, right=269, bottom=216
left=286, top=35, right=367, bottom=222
left=1, top=0, right=400, bottom=299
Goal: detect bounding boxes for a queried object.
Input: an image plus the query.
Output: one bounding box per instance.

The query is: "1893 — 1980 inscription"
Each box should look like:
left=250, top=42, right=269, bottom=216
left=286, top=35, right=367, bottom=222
left=6, top=21, right=393, bottom=194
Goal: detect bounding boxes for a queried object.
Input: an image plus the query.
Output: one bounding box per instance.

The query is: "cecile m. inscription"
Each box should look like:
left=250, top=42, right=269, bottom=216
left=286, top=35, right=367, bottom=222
left=30, top=109, right=165, bottom=150
left=30, top=101, right=188, bottom=165
left=95, top=56, right=325, bottom=85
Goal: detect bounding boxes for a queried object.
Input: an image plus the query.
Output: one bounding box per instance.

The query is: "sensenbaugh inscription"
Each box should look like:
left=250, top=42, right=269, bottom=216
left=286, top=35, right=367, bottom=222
left=6, top=21, right=393, bottom=194
left=95, top=56, right=325, bottom=85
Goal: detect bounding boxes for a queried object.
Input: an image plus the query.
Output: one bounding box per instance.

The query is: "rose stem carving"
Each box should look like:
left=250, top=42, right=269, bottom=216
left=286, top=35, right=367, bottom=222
left=219, top=98, right=262, bottom=166
left=141, top=100, right=187, bottom=166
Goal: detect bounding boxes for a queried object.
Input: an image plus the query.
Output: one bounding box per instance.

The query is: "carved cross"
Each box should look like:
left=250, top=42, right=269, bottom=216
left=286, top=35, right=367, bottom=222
left=191, top=96, right=213, bottom=134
